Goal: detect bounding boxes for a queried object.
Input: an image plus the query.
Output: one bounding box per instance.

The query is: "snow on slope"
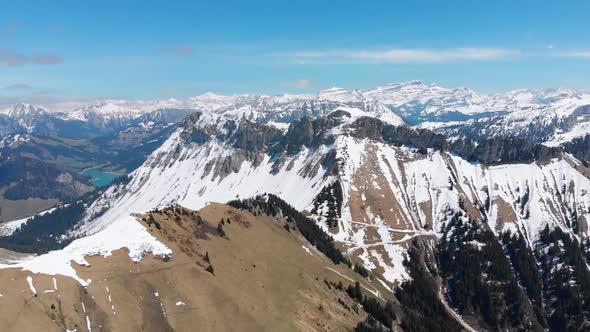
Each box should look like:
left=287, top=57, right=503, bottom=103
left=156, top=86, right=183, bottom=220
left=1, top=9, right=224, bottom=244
left=329, top=105, right=404, bottom=128
left=545, top=121, right=590, bottom=147
left=363, top=81, right=489, bottom=116
left=452, top=155, right=590, bottom=238
left=76, top=128, right=334, bottom=236
left=319, top=87, right=364, bottom=104
left=6, top=81, right=590, bottom=146
left=6, top=112, right=590, bottom=286
left=67, top=98, right=186, bottom=122
left=320, top=136, right=590, bottom=284
left=364, top=82, right=590, bottom=119
left=3, top=84, right=590, bottom=286
left=0, top=205, right=61, bottom=236
left=0, top=214, right=171, bottom=285
left=0, top=111, right=341, bottom=283
left=188, top=92, right=238, bottom=111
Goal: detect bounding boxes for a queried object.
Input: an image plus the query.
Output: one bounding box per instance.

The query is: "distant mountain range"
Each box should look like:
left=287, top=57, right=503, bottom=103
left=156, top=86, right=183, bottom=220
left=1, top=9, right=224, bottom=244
left=3, top=81, right=590, bottom=145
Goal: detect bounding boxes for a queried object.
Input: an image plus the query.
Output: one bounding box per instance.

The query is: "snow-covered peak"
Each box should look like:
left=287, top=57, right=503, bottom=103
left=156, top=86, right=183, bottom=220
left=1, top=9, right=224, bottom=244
left=3, top=81, right=589, bottom=145
left=67, top=99, right=186, bottom=122
left=363, top=82, right=485, bottom=117
left=318, top=87, right=364, bottom=103
left=328, top=103, right=405, bottom=128
left=6, top=102, right=48, bottom=118
left=188, top=92, right=238, bottom=111
left=0, top=133, right=30, bottom=149
left=0, top=103, right=51, bottom=132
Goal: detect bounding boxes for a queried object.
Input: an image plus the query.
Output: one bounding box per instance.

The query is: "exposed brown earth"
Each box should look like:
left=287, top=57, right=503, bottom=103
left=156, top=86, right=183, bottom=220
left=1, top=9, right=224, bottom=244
left=344, top=144, right=438, bottom=286
left=440, top=153, right=484, bottom=222
left=493, top=198, right=518, bottom=225
left=0, top=203, right=373, bottom=332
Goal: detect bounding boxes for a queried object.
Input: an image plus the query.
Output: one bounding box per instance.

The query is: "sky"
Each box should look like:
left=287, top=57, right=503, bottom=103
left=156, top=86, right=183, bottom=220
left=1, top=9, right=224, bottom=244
left=1, top=0, right=590, bottom=105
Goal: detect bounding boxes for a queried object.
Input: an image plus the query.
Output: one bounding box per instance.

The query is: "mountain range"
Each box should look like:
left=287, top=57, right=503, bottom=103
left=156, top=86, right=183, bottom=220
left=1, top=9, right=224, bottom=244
left=1, top=81, right=590, bottom=331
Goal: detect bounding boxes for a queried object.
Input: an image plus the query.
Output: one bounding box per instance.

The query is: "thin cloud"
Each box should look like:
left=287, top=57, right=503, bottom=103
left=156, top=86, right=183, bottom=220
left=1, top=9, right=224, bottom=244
left=0, top=95, right=110, bottom=112
left=0, top=49, right=63, bottom=66
left=559, top=51, right=590, bottom=58
left=288, top=47, right=519, bottom=63
left=2, top=83, right=33, bottom=90
left=281, top=79, right=312, bottom=88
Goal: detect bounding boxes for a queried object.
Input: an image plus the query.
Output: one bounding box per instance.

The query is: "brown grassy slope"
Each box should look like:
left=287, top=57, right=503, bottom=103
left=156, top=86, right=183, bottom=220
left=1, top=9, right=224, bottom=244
left=0, top=203, right=371, bottom=332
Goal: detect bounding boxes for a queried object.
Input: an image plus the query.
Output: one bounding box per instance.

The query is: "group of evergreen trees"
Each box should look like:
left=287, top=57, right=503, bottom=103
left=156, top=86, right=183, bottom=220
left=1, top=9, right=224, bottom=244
left=0, top=201, right=84, bottom=253
left=228, top=194, right=350, bottom=266
left=537, top=225, right=590, bottom=331
left=437, top=214, right=537, bottom=330
left=502, top=232, right=546, bottom=325
left=0, top=175, right=131, bottom=254
left=394, top=240, right=463, bottom=332
left=345, top=281, right=396, bottom=331
left=562, top=133, right=590, bottom=165
left=311, top=181, right=343, bottom=228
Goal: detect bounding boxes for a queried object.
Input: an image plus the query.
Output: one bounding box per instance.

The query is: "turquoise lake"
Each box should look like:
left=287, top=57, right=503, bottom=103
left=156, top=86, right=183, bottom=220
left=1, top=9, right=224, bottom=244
left=83, top=169, right=122, bottom=187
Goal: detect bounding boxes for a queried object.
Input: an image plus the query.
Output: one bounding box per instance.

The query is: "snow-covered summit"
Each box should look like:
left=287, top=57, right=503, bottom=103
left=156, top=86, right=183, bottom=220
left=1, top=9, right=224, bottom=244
left=3, top=81, right=590, bottom=144
left=67, top=98, right=186, bottom=122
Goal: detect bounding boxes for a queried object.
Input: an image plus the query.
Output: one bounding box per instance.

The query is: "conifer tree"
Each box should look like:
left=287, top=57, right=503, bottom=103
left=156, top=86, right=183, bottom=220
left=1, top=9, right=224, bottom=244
left=217, top=222, right=226, bottom=237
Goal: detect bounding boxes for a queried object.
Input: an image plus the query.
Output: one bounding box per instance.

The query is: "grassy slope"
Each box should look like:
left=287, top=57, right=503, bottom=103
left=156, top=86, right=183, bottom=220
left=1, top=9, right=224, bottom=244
left=0, top=203, right=385, bottom=331
left=0, top=186, right=60, bottom=222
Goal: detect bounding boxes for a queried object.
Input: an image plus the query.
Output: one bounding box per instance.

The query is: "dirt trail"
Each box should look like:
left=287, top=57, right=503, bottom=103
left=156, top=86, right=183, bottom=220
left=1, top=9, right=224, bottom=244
left=437, top=287, right=477, bottom=332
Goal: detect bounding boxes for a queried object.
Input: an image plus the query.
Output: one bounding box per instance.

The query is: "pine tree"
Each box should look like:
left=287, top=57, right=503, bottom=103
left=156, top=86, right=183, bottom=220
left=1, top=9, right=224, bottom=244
left=193, top=214, right=203, bottom=224
left=217, top=222, right=226, bottom=237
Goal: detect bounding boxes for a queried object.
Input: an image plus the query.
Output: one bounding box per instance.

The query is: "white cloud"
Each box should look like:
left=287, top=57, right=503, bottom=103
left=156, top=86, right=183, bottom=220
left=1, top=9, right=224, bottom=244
left=289, top=47, right=519, bottom=63
left=281, top=79, right=312, bottom=88
left=0, top=95, right=109, bottom=112
left=559, top=51, right=590, bottom=58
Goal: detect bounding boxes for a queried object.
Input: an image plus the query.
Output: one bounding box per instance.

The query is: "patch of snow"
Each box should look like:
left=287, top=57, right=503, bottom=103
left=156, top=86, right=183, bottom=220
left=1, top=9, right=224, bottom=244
left=544, top=121, right=590, bottom=146
left=86, top=315, right=92, bottom=332
left=26, top=276, right=36, bottom=295
left=0, top=215, right=171, bottom=286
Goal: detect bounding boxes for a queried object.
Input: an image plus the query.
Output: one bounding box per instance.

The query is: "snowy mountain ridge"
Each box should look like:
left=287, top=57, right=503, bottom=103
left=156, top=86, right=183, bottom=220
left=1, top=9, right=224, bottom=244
left=3, top=82, right=590, bottom=147
left=3, top=105, right=590, bottom=329
left=6, top=109, right=588, bottom=286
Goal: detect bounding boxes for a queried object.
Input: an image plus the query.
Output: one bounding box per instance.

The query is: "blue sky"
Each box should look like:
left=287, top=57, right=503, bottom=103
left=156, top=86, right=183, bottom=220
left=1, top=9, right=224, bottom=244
left=1, top=0, right=590, bottom=103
